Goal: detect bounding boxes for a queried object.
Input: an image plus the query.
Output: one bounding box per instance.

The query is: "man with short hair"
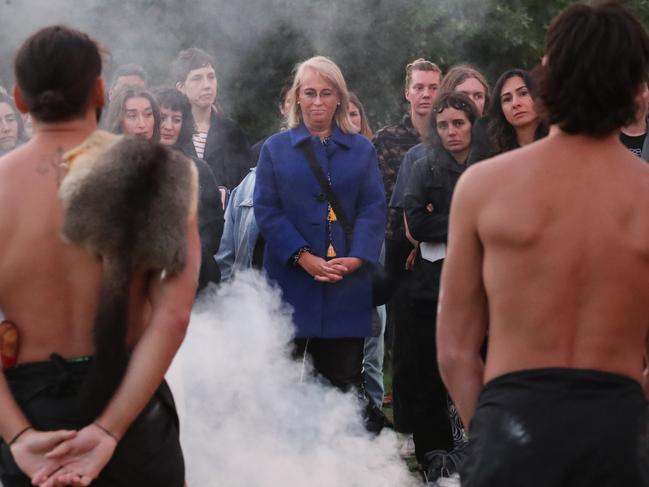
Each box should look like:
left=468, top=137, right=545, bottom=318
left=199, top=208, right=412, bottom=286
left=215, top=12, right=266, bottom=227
left=0, top=26, right=198, bottom=487
left=438, top=3, right=649, bottom=485
left=107, top=63, right=147, bottom=101
left=372, top=58, right=441, bottom=450
left=172, top=47, right=252, bottom=191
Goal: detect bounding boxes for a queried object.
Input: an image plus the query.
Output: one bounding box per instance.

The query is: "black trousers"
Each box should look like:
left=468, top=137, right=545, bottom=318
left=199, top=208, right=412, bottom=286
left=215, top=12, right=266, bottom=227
left=385, top=237, right=415, bottom=432
left=0, top=355, right=185, bottom=487
left=293, top=337, right=364, bottom=393
left=463, top=368, right=649, bottom=487
left=392, top=297, right=453, bottom=463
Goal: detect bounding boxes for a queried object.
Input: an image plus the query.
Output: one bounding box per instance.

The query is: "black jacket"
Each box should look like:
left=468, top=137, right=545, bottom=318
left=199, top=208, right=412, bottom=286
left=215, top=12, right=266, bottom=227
left=403, top=148, right=480, bottom=301
left=180, top=111, right=253, bottom=190
left=191, top=156, right=225, bottom=291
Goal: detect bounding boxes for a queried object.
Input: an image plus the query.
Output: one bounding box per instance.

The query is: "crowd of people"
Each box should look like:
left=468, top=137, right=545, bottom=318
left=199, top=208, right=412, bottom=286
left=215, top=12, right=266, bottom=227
left=2, top=2, right=649, bottom=486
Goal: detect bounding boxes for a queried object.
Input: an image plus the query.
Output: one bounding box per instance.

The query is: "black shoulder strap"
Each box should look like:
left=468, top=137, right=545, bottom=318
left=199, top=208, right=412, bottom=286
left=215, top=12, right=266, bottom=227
left=300, top=140, right=354, bottom=239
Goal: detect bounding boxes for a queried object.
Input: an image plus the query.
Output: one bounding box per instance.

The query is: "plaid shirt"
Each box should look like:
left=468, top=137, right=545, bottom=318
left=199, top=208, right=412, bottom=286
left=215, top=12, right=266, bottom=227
left=372, top=114, right=422, bottom=240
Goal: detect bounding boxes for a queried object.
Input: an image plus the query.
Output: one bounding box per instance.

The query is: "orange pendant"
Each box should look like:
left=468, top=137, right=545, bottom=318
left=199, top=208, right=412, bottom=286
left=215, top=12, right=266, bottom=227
left=327, top=244, right=337, bottom=258
left=328, top=207, right=337, bottom=222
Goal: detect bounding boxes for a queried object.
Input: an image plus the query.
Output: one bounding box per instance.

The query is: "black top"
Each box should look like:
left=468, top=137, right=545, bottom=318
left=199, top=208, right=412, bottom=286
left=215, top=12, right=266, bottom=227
left=403, top=147, right=482, bottom=301
left=179, top=110, right=253, bottom=190
left=620, top=131, right=646, bottom=158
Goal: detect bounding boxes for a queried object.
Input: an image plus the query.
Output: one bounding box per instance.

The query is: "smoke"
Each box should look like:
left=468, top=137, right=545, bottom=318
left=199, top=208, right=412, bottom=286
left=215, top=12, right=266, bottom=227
left=166, top=270, right=421, bottom=487
left=0, top=0, right=496, bottom=139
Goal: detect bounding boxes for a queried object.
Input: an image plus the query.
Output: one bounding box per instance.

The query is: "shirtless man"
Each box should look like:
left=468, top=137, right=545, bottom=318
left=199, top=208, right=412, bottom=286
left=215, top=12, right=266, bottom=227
left=437, top=3, right=649, bottom=486
left=0, top=26, right=199, bottom=487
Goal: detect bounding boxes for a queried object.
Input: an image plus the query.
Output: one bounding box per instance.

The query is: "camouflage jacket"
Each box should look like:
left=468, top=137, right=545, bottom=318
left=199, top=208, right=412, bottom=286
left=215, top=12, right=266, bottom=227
left=372, top=115, right=421, bottom=240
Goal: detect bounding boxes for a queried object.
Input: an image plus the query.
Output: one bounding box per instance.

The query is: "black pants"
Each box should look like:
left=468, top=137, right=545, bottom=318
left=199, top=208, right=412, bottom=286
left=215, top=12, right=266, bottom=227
left=385, top=237, right=415, bottom=432
left=0, top=355, right=185, bottom=487
left=293, top=337, right=364, bottom=393
left=392, top=298, right=453, bottom=463
left=462, top=368, right=649, bottom=487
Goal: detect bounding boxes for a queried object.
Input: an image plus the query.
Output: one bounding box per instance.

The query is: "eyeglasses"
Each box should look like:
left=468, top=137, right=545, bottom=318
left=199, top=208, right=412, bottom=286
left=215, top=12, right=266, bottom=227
left=301, top=89, right=336, bottom=100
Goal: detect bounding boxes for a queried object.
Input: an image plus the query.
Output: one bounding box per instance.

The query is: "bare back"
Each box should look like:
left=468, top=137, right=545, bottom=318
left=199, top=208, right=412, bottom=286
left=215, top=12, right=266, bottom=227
left=473, top=132, right=649, bottom=384
left=0, top=135, right=148, bottom=363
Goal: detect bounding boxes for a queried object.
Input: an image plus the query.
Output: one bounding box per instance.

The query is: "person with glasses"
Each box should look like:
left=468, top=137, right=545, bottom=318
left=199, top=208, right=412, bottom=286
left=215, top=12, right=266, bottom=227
left=253, top=56, right=386, bottom=430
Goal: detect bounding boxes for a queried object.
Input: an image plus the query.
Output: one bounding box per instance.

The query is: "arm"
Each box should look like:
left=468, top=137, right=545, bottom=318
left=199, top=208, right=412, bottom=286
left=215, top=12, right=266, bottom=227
left=36, top=216, right=201, bottom=486
left=402, top=211, right=418, bottom=271
left=404, top=160, right=449, bottom=243
left=436, top=171, right=488, bottom=427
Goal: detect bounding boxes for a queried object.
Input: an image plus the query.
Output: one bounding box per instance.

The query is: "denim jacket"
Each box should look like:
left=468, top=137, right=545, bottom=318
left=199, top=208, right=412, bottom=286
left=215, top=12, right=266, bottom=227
left=215, top=169, right=259, bottom=281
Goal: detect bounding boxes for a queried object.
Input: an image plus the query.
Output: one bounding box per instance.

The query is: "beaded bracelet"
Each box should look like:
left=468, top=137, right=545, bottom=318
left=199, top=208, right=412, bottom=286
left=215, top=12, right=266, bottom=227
left=292, top=246, right=311, bottom=266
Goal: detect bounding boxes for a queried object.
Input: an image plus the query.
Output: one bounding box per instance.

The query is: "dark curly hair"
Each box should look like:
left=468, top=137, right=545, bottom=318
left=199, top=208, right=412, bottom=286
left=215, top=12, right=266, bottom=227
left=537, top=2, right=649, bottom=137
left=488, top=69, right=548, bottom=154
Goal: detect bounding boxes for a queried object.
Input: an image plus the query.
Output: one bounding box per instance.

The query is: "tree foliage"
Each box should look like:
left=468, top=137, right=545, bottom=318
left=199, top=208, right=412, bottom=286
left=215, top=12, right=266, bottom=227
left=1, top=0, right=648, bottom=141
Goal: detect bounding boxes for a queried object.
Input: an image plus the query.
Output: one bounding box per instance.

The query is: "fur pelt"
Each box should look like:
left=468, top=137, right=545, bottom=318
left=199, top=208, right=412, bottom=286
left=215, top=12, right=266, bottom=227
left=59, top=130, right=198, bottom=417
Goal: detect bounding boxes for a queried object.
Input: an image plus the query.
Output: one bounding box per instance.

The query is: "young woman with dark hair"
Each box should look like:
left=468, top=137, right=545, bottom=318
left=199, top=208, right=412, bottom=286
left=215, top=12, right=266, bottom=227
left=106, top=88, right=160, bottom=142
left=155, top=87, right=224, bottom=291
left=488, top=69, right=548, bottom=154
left=400, top=92, right=487, bottom=483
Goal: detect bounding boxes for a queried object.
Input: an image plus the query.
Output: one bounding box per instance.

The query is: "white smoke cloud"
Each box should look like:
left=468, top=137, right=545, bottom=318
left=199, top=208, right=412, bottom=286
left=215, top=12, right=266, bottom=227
left=167, top=270, right=421, bottom=487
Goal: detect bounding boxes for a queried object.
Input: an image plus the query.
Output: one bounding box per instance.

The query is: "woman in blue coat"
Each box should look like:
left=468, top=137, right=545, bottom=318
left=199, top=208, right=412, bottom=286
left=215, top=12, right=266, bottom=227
left=254, top=56, right=385, bottom=393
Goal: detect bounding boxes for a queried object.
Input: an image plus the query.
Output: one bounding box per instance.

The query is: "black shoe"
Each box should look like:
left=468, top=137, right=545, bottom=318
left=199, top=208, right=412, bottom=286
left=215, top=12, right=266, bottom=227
left=422, top=443, right=468, bottom=482
left=364, top=401, right=394, bottom=434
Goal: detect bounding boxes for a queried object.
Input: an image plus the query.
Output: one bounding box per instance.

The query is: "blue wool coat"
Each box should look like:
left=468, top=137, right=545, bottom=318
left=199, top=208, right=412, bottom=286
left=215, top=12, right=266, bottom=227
left=253, top=124, right=386, bottom=338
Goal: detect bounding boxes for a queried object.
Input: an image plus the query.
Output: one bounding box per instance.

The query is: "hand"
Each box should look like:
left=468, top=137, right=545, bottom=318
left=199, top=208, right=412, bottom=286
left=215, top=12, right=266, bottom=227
left=32, top=423, right=117, bottom=487
left=326, top=257, right=363, bottom=276
left=405, top=246, right=418, bottom=271
left=9, top=428, right=76, bottom=481
left=297, top=252, right=344, bottom=283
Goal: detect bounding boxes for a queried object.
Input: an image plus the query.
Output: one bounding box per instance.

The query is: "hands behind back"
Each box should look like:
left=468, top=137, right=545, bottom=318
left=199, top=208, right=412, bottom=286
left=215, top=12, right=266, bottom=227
left=31, top=423, right=117, bottom=487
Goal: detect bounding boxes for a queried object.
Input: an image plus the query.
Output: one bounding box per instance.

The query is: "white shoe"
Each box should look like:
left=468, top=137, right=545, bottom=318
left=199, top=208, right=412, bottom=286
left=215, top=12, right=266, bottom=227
left=432, top=473, right=461, bottom=487
left=399, top=434, right=415, bottom=457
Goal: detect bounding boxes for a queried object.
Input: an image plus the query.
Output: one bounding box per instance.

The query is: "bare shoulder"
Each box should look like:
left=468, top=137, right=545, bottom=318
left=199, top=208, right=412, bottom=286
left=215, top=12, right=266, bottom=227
left=453, top=147, right=528, bottom=206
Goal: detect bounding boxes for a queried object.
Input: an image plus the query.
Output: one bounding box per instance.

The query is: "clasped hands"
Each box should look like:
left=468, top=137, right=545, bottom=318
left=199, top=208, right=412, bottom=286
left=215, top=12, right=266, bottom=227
left=297, top=252, right=362, bottom=282
left=10, top=423, right=117, bottom=487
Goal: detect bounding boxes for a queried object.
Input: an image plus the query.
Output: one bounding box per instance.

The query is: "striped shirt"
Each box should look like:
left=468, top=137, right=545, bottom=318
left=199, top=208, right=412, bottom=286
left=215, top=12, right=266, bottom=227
left=193, top=131, right=208, bottom=159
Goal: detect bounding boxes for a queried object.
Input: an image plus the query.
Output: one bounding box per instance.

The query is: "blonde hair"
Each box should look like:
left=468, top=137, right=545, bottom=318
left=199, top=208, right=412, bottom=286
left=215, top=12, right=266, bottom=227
left=348, top=92, right=373, bottom=139
left=286, top=56, right=358, bottom=134
left=437, top=64, right=491, bottom=113
left=404, top=58, right=442, bottom=90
